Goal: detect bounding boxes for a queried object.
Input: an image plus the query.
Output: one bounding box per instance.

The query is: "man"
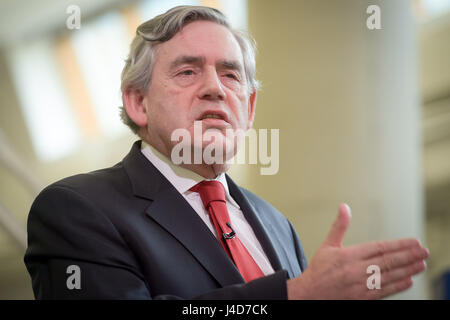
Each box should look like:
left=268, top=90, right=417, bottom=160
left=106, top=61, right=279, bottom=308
left=24, top=6, right=428, bottom=299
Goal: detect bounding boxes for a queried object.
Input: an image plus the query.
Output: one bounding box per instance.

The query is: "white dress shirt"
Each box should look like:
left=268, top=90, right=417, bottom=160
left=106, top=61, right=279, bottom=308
left=140, top=141, right=275, bottom=276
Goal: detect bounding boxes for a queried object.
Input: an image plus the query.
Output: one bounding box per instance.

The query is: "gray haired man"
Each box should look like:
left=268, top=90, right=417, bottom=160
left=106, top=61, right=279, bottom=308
left=25, top=6, right=428, bottom=299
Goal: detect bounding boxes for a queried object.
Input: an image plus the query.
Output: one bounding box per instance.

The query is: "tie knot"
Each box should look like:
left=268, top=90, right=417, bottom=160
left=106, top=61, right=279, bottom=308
left=190, top=180, right=226, bottom=208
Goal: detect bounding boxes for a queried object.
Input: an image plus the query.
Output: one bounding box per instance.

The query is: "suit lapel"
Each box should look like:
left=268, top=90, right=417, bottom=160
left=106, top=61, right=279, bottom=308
left=145, top=187, right=244, bottom=287
left=226, top=175, right=288, bottom=275
left=123, top=141, right=244, bottom=287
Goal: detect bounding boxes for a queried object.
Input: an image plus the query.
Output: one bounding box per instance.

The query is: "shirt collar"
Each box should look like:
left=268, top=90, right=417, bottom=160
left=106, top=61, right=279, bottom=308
left=140, top=141, right=240, bottom=208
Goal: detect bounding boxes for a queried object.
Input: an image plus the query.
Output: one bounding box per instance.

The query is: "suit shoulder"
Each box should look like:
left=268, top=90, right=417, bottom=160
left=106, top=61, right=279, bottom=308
left=40, top=162, right=129, bottom=199
left=27, top=162, right=136, bottom=251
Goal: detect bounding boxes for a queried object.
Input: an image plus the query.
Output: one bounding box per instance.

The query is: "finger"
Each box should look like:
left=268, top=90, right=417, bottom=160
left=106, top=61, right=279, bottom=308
left=381, top=260, right=426, bottom=285
left=346, top=259, right=426, bottom=290
left=367, top=277, right=413, bottom=300
left=365, top=246, right=429, bottom=273
left=347, top=238, right=424, bottom=260
left=324, top=203, right=351, bottom=247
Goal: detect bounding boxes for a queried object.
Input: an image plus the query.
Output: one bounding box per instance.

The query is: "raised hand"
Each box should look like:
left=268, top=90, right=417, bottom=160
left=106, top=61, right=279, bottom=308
left=287, top=203, right=429, bottom=299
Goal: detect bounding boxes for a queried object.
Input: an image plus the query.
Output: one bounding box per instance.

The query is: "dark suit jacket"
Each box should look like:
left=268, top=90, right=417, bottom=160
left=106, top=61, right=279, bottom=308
left=24, top=140, right=307, bottom=299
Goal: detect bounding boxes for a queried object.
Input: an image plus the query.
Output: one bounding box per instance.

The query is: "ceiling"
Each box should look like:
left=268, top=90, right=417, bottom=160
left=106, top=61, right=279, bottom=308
left=0, top=0, right=133, bottom=48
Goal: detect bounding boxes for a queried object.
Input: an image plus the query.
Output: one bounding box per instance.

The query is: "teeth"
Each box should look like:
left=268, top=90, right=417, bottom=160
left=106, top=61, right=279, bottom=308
left=203, top=114, right=222, bottom=119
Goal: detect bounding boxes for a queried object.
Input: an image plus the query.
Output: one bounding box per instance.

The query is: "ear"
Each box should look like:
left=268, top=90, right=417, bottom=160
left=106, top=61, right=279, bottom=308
left=246, top=90, right=257, bottom=130
left=122, top=88, right=148, bottom=127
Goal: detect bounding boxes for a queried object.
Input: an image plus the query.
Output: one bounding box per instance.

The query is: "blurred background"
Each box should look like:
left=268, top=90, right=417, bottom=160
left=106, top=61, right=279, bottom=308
left=0, top=0, right=449, bottom=299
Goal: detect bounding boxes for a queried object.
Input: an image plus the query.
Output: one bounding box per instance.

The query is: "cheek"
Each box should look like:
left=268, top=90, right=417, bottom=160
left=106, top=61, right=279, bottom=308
left=148, top=83, right=189, bottom=115
left=152, top=98, right=197, bottom=135
left=229, top=93, right=250, bottom=123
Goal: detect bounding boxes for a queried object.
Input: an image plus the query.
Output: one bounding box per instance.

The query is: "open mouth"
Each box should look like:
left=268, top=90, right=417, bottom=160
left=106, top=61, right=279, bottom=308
left=198, top=111, right=230, bottom=126
left=202, top=114, right=224, bottom=120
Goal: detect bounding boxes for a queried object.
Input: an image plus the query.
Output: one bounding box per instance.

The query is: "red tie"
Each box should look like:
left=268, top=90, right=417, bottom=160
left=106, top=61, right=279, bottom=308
left=190, top=180, right=264, bottom=282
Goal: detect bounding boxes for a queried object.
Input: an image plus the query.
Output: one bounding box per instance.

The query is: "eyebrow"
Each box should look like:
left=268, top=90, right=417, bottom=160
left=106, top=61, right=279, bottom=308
left=217, top=59, right=243, bottom=75
left=170, top=55, right=205, bottom=70
left=169, top=55, right=243, bottom=74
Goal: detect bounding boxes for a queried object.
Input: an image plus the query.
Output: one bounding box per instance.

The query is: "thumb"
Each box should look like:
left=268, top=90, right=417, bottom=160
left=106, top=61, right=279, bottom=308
left=324, top=203, right=352, bottom=247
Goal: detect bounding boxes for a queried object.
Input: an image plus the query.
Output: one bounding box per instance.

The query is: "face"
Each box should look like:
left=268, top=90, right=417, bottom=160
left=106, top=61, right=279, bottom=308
left=140, top=20, right=256, bottom=162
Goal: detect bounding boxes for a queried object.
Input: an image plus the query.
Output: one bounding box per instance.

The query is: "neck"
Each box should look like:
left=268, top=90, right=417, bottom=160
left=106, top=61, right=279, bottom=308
left=140, top=133, right=229, bottom=179
left=179, top=163, right=229, bottom=179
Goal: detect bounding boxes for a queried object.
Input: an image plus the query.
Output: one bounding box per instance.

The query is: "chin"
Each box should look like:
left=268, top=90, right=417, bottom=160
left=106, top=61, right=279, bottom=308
left=211, top=162, right=231, bottom=175
left=205, top=132, right=238, bottom=156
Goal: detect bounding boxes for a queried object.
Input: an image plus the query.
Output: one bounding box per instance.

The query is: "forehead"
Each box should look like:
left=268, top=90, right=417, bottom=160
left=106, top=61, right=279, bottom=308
left=155, top=20, right=244, bottom=66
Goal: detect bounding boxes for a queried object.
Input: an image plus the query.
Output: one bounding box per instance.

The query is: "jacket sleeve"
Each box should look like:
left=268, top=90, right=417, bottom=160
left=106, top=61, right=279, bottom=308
left=24, top=185, right=288, bottom=300
left=288, top=220, right=308, bottom=273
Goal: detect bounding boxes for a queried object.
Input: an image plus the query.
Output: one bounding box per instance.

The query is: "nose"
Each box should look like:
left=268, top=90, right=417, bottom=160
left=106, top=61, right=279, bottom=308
left=197, top=68, right=226, bottom=101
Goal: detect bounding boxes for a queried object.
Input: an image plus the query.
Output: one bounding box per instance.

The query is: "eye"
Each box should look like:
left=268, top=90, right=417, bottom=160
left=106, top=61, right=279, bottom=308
left=224, top=73, right=239, bottom=81
left=178, top=70, right=195, bottom=76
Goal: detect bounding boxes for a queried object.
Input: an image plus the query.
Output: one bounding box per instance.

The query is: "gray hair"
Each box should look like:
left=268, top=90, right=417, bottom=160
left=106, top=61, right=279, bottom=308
left=120, top=5, right=260, bottom=134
